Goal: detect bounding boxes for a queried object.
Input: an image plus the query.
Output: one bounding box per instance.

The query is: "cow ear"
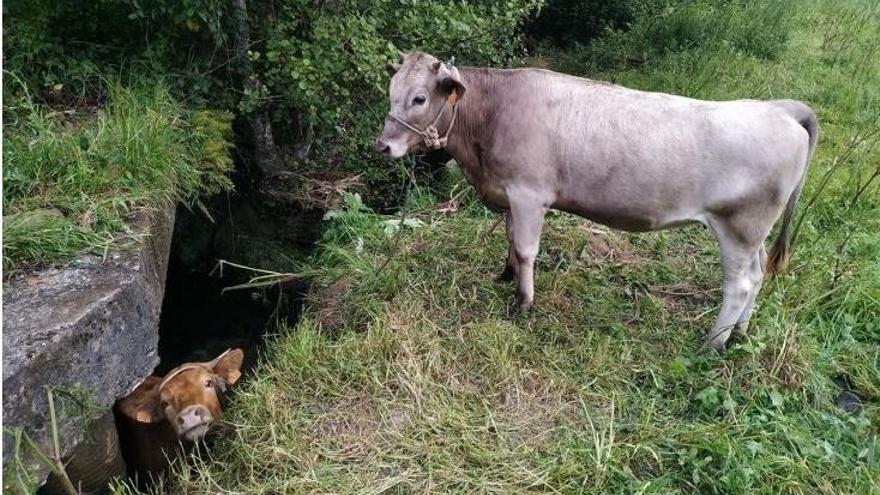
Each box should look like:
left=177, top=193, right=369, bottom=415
left=210, top=348, right=244, bottom=386
left=118, top=376, right=163, bottom=424
left=386, top=62, right=401, bottom=77
left=436, top=62, right=466, bottom=100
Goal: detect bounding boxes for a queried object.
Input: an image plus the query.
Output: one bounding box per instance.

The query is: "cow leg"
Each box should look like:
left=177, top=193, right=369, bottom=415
left=703, top=220, right=762, bottom=350
left=497, top=213, right=517, bottom=282
left=508, top=200, right=547, bottom=312
left=734, top=245, right=766, bottom=337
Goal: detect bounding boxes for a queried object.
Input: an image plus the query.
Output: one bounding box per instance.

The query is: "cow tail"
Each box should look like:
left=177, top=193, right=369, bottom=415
left=767, top=101, right=818, bottom=276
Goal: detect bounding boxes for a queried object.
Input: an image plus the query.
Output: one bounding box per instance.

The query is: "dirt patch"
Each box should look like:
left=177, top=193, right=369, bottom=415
left=313, top=397, right=380, bottom=439
left=589, top=234, right=614, bottom=258
left=582, top=226, right=646, bottom=265
left=265, top=173, right=363, bottom=210
left=497, top=372, right=577, bottom=449
left=307, top=393, right=415, bottom=464
left=309, top=396, right=383, bottom=462
left=310, top=278, right=351, bottom=332
left=649, top=283, right=719, bottom=314
left=541, top=290, right=577, bottom=313
left=760, top=336, right=806, bottom=389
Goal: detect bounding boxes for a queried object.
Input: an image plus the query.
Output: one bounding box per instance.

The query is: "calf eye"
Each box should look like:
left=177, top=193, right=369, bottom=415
left=412, top=95, right=426, bottom=106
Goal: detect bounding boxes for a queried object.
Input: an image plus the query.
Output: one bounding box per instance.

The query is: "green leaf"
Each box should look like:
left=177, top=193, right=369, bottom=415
left=768, top=389, right=784, bottom=408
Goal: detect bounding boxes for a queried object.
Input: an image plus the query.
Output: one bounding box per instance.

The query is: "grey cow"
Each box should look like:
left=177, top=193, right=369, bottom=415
left=376, top=52, right=817, bottom=350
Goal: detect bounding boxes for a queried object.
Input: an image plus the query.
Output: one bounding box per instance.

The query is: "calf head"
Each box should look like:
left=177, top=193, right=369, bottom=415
left=377, top=51, right=466, bottom=159
left=118, top=349, right=244, bottom=441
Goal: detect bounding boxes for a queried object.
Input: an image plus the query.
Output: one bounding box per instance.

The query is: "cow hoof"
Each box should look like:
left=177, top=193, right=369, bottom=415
left=496, top=264, right=515, bottom=282
left=700, top=334, right=728, bottom=353
left=507, top=301, right=532, bottom=317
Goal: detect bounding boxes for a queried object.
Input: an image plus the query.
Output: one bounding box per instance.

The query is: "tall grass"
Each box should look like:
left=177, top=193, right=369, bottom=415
left=2, top=82, right=234, bottom=272
left=149, top=1, right=879, bottom=493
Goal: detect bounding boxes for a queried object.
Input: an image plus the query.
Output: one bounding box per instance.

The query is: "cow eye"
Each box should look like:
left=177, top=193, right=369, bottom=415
left=412, top=95, right=426, bottom=106
left=159, top=400, right=168, bottom=409
left=205, top=380, right=213, bottom=389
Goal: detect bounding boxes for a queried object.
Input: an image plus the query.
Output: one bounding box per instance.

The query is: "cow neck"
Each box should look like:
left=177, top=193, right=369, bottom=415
left=444, top=68, right=492, bottom=172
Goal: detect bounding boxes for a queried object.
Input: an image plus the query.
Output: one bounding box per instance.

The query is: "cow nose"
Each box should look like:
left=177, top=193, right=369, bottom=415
left=177, top=405, right=213, bottom=430
left=375, top=139, right=391, bottom=155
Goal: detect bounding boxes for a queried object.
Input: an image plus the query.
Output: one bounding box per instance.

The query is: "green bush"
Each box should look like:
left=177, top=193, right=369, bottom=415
left=3, top=0, right=232, bottom=106
left=525, top=0, right=633, bottom=47
left=5, top=0, right=542, bottom=208
left=251, top=0, right=542, bottom=207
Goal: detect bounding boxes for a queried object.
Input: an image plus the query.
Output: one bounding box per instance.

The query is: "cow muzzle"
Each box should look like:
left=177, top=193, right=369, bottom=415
left=375, top=138, right=392, bottom=157
left=375, top=129, right=411, bottom=159
left=176, top=405, right=214, bottom=441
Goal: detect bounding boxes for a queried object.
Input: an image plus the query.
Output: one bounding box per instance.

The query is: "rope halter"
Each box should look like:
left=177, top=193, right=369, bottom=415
left=388, top=90, right=459, bottom=149
left=157, top=348, right=235, bottom=394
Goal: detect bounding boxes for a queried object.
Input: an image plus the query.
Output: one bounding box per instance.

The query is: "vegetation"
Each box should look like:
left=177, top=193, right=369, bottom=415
left=4, top=0, right=542, bottom=210
left=4, top=0, right=878, bottom=492
left=526, top=0, right=633, bottom=47
left=2, top=0, right=542, bottom=271
left=2, top=83, right=234, bottom=271
left=242, top=0, right=541, bottom=205
left=130, top=0, right=878, bottom=493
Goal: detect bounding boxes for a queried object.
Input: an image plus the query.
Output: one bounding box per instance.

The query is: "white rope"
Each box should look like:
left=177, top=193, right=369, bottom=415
left=388, top=96, right=458, bottom=150
left=157, top=348, right=234, bottom=393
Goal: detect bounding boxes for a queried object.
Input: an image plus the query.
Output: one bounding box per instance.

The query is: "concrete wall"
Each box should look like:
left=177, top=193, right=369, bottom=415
left=2, top=206, right=175, bottom=489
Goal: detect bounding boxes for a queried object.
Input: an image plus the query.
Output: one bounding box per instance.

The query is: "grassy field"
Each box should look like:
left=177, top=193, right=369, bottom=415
left=155, top=1, right=879, bottom=493
left=2, top=82, right=233, bottom=273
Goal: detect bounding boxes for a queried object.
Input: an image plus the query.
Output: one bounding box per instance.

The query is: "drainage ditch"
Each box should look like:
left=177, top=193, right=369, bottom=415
left=38, top=185, right=324, bottom=493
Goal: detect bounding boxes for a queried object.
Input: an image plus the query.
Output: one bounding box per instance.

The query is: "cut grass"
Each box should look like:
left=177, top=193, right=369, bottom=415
left=149, top=0, right=878, bottom=493
left=2, top=81, right=233, bottom=273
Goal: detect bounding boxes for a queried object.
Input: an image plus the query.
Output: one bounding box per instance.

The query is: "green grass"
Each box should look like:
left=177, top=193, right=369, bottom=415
left=2, top=81, right=233, bottom=272
left=150, top=0, right=878, bottom=493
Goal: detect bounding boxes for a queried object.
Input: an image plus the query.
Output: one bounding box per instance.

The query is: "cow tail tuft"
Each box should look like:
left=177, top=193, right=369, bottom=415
left=767, top=101, right=818, bottom=276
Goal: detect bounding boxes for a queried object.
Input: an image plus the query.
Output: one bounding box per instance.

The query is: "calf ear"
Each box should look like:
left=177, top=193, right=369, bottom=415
left=386, top=62, right=401, bottom=77
left=210, top=348, right=244, bottom=386
left=434, top=62, right=466, bottom=100
left=117, top=376, right=164, bottom=424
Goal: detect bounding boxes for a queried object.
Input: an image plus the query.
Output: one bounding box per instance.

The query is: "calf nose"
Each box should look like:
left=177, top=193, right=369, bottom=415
left=375, top=139, right=391, bottom=155
left=177, top=405, right=213, bottom=431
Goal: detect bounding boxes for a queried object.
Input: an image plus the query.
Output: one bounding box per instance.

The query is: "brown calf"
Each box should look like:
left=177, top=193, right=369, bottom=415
left=114, top=348, right=244, bottom=481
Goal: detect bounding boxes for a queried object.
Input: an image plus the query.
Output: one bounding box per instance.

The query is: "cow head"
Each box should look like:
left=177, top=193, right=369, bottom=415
left=118, top=349, right=244, bottom=441
left=376, top=51, right=466, bottom=159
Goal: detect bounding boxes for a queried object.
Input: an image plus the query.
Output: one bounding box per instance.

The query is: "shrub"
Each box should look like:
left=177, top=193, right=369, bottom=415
left=5, top=0, right=543, bottom=208
left=251, top=0, right=542, bottom=207
left=525, top=0, right=634, bottom=47
left=2, top=0, right=232, bottom=107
